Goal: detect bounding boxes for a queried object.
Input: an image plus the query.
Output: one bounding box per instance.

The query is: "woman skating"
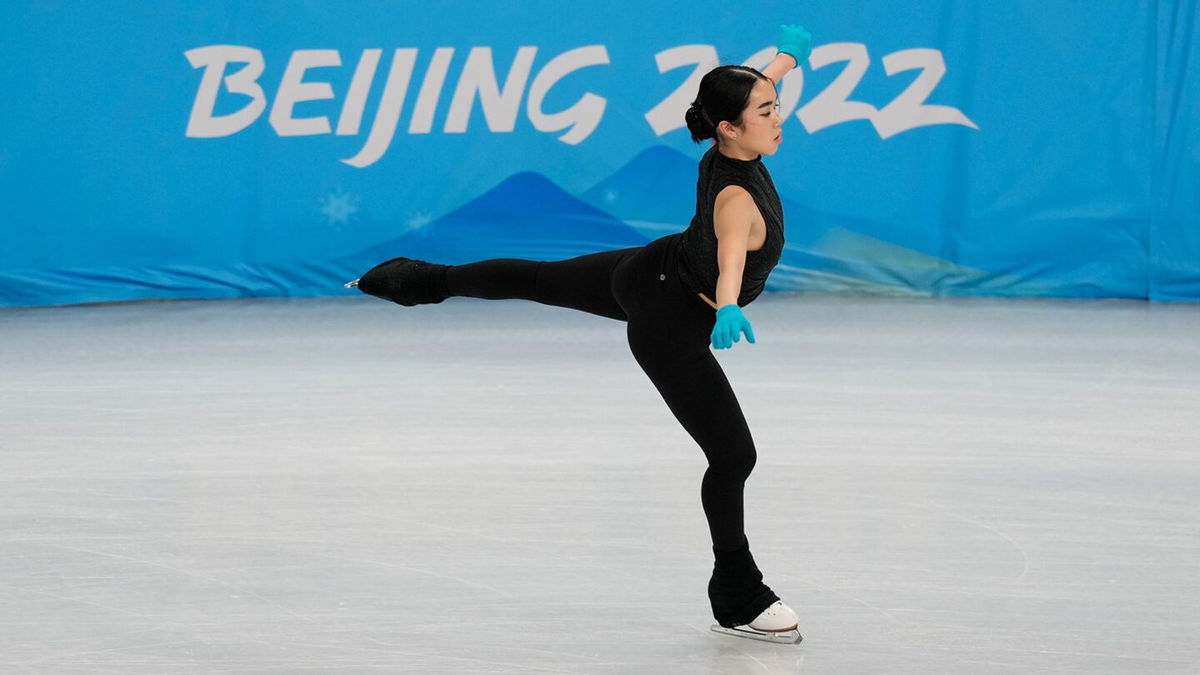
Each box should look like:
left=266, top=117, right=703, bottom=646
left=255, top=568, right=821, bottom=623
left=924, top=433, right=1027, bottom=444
left=350, top=24, right=813, bottom=644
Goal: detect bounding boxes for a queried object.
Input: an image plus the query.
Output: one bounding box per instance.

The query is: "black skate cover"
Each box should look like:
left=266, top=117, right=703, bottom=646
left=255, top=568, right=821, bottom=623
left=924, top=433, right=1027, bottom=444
left=356, top=257, right=451, bottom=306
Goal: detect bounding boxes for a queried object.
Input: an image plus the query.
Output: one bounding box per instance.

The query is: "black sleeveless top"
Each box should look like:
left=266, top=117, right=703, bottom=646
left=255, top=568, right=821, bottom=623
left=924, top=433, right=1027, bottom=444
left=675, top=144, right=785, bottom=307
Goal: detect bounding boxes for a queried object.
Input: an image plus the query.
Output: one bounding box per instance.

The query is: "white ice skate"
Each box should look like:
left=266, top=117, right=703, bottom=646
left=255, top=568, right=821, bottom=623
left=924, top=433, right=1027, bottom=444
left=710, top=600, right=802, bottom=644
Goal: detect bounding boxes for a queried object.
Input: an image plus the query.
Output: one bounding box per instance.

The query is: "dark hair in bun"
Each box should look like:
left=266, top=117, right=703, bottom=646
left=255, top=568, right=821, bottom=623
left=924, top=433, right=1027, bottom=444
left=684, top=65, right=770, bottom=144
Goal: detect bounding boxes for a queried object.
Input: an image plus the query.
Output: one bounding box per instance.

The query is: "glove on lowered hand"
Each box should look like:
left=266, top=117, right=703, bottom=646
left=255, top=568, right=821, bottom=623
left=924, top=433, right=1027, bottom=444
left=711, top=304, right=756, bottom=350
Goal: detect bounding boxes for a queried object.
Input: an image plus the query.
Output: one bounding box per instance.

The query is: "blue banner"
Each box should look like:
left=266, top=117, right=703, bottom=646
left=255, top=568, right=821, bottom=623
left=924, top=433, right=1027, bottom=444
left=1, top=1, right=1197, bottom=306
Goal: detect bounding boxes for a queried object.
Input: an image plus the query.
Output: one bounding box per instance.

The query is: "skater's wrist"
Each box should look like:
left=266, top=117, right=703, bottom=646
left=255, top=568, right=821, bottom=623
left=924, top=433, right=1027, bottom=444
left=776, top=23, right=812, bottom=66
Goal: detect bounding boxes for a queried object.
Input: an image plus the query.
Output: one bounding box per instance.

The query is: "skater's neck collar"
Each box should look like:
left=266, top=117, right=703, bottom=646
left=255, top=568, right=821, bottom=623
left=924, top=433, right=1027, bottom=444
left=714, top=146, right=762, bottom=165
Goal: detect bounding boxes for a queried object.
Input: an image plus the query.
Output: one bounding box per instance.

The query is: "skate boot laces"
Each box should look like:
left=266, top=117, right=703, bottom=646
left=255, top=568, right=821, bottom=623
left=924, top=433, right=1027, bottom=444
left=747, top=600, right=799, bottom=632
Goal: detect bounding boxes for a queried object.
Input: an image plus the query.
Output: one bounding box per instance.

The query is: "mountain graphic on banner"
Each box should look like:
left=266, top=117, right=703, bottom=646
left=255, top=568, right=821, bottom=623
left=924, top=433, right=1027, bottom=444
left=341, top=172, right=650, bottom=270
left=579, top=145, right=697, bottom=237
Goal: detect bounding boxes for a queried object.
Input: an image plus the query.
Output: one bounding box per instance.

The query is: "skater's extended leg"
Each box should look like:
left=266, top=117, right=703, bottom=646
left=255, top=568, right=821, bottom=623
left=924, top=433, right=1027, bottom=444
left=445, top=247, right=637, bottom=321
left=356, top=247, right=639, bottom=321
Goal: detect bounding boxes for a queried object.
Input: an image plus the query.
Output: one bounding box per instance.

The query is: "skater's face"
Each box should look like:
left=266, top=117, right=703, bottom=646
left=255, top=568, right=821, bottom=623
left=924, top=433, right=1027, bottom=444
left=719, top=78, right=783, bottom=158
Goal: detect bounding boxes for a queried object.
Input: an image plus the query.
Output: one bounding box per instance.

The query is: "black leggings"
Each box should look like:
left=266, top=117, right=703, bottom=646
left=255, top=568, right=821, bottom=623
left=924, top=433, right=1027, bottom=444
left=444, top=234, right=757, bottom=553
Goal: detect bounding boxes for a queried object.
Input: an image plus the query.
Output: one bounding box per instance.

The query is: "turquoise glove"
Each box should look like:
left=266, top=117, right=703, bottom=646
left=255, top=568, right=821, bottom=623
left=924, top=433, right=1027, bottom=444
left=777, top=24, right=812, bottom=65
left=711, top=304, right=756, bottom=350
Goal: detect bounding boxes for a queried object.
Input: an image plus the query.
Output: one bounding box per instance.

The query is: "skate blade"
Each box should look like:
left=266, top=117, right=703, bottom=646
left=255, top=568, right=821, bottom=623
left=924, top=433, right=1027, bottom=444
left=344, top=279, right=360, bottom=289
left=710, top=624, right=802, bottom=645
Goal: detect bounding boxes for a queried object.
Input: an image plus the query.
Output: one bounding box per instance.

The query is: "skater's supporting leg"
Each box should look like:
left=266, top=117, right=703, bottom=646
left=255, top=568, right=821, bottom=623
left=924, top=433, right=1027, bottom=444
left=610, top=236, right=781, bottom=627
left=627, top=341, right=757, bottom=552
left=624, top=331, right=780, bottom=625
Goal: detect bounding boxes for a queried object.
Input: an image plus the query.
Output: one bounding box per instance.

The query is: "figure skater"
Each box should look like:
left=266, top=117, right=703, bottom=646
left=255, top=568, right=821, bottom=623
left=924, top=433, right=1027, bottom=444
left=348, top=24, right=813, bottom=645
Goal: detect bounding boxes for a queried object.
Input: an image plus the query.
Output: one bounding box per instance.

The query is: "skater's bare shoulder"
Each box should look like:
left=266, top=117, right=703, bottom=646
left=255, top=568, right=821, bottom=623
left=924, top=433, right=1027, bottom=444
left=713, top=186, right=762, bottom=242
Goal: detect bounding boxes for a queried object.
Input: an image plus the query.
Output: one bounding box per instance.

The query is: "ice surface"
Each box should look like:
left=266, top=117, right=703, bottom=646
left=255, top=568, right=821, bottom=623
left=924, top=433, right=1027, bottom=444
left=1, top=294, right=1197, bottom=673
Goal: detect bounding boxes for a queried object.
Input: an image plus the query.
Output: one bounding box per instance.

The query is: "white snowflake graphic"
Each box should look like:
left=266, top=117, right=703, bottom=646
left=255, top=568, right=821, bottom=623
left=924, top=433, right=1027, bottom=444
left=320, top=189, right=361, bottom=228
left=404, top=210, right=434, bottom=233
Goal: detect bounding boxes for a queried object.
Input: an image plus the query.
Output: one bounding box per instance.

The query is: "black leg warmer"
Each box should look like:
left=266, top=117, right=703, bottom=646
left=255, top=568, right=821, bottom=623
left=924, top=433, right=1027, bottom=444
left=708, top=538, right=780, bottom=628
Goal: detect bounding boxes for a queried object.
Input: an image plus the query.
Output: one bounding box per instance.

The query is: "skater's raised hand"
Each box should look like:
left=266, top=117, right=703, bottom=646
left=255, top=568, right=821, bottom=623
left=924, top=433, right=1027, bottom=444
left=711, top=304, right=756, bottom=350
left=776, top=24, right=812, bottom=66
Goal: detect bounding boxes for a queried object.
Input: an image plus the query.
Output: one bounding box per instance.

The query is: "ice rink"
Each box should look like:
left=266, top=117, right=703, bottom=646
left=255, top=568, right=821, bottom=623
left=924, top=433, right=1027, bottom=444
left=1, top=293, right=1197, bottom=674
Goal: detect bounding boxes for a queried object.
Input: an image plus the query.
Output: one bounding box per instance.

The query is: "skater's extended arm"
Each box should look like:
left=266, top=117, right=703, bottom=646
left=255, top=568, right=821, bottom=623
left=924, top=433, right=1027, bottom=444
left=707, top=186, right=758, bottom=350
left=712, top=187, right=755, bottom=308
